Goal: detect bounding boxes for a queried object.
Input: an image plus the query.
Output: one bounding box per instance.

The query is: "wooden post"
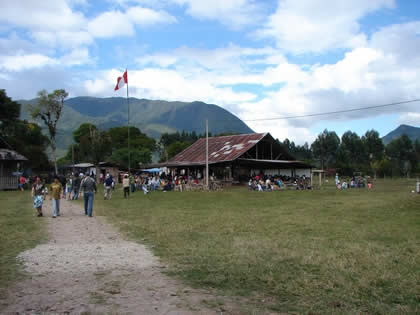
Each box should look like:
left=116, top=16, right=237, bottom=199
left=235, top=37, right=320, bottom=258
left=310, top=170, right=313, bottom=188
left=270, top=143, right=273, bottom=160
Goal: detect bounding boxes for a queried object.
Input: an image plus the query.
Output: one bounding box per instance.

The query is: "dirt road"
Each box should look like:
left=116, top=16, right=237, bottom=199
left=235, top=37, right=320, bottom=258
left=2, top=198, right=230, bottom=314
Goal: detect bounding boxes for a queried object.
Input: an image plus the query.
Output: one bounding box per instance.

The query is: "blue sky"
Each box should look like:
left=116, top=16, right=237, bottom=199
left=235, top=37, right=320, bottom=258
left=1, top=0, right=420, bottom=144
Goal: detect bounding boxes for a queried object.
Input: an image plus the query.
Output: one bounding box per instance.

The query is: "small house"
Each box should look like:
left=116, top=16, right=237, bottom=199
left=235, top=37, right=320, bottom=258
left=0, top=149, right=28, bottom=190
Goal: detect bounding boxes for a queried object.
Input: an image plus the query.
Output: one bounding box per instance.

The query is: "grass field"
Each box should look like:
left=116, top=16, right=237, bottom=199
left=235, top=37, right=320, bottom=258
left=0, top=191, right=46, bottom=298
left=94, top=179, right=420, bottom=313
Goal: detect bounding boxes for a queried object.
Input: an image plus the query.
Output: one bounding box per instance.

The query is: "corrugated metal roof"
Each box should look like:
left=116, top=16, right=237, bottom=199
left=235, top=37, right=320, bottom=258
left=168, top=133, right=268, bottom=165
left=0, top=149, right=28, bottom=161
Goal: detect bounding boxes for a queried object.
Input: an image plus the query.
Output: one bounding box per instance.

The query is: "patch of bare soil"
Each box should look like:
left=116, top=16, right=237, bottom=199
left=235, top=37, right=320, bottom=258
left=1, top=198, right=240, bottom=314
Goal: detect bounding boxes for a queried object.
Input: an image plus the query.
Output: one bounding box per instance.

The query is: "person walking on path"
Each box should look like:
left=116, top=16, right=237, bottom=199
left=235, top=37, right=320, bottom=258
left=104, top=174, right=114, bottom=200
left=80, top=172, right=97, bottom=217
left=49, top=176, right=62, bottom=218
left=31, top=177, right=47, bottom=217
left=72, top=173, right=82, bottom=200
left=65, top=175, right=73, bottom=200
left=123, top=174, right=130, bottom=198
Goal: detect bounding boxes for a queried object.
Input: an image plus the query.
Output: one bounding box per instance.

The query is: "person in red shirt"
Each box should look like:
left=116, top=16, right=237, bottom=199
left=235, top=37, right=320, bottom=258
left=19, top=175, right=26, bottom=191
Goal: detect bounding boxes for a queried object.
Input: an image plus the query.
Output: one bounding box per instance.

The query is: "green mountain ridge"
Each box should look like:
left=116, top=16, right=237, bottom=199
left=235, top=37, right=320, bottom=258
left=382, top=124, right=420, bottom=144
left=18, top=97, right=253, bottom=157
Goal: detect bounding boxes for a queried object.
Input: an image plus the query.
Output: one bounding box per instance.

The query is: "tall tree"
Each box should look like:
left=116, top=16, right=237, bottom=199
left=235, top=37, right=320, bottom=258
left=386, top=134, right=415, bottom=176
left=340, top=131, right=367, bottom=173
left=362, top=130, right=384, bottom=161
left=30, top=89, right=68, bottom=174
left=0, top=90, right=49, bottom=169
left=311, top=129, right=340, bottom=170
left=0, top=89, right=20, bottom=126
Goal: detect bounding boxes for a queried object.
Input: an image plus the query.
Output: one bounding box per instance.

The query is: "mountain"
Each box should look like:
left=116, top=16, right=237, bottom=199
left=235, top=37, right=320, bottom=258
left=382, top=124, right=420, bottom=144
left=18, top=97, right=254, bottom=156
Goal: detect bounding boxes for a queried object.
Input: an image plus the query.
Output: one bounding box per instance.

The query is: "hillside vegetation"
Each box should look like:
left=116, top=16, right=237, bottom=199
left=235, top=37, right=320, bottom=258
left=19, top=97, right=253, bottom=156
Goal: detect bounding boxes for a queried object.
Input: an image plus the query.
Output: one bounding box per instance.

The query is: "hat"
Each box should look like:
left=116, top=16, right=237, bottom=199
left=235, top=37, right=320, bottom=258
left=79, top=173, right=84, bottom=177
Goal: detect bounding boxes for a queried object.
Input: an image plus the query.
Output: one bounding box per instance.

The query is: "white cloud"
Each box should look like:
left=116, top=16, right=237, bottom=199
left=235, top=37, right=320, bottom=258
left=168, top=0, right=263, bottom=29
left=31, top=30, right=93, bottom=49
left=60, top=48, right=92, bottom=66
left=398, top=112, right=420, bottom=127
left=257, top=0, right=395, bottom=53
left=88, top=10, right=136, bottom=38
left=0, top=53, right=58, bottom=71
left=87, top=6, right=176, bottom=38
left=127, top=6, right=177, bottom=26
left=0, top=0, right=86, bottom=31
left=83, top=68, right=257, bottom=107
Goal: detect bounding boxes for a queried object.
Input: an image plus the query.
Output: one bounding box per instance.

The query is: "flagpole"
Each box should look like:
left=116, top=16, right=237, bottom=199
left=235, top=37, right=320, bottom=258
left=205, top=119, right=209, bottom=189
left=126, top=68, right=130, bottom=174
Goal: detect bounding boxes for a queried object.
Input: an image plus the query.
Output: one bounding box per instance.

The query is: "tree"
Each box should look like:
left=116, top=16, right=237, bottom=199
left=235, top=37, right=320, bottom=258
left=362, top=130, right=384, bottom=162
left=166, top=141, right=190, bottom=160
left=339, top=131, right=367, bottom=174
left=108, top=126, right=156, bottom=152
left=30, top=89, right=68, bottom=174
left=109, top=147, right=152, bottom=168
left=311, top=129, right=340, bottom=170
left=0, top=89, right=20, bottom=126
left=385, top=134, right=415, bottom=177
left=0, top=90, right=50, bottom=170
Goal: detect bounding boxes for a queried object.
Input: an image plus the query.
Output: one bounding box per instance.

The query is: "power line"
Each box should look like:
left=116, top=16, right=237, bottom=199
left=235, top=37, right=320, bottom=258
left=241, top=99, right=420, bottom=122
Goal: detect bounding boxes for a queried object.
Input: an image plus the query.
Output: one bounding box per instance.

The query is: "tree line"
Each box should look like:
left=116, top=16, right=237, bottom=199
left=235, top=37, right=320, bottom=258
left=283, top=129, right=420, bottom=177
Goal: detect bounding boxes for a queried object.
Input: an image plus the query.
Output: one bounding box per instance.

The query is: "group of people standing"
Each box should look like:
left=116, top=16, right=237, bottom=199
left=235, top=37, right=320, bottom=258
left=31, top=172, right=98, bottom=218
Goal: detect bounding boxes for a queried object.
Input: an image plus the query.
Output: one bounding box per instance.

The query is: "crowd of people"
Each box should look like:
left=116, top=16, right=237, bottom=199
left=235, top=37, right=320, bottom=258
left=117, top=172, right=206, bottom=196
left=334, top=174, right=372, bottom=190
left=248, top=174, right=312, bottom=191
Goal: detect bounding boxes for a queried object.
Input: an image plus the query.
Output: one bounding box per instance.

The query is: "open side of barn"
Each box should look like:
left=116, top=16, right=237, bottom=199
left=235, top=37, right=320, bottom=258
left=153, top=133, right=312, bottom=185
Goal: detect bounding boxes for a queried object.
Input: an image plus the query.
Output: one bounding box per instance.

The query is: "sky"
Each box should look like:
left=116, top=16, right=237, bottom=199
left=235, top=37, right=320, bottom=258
left=1, top=0, right=420, bottom=144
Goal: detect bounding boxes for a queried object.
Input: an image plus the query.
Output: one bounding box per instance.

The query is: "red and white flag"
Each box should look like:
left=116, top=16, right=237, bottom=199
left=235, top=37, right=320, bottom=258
left=114, top=70, right=128, bottom=91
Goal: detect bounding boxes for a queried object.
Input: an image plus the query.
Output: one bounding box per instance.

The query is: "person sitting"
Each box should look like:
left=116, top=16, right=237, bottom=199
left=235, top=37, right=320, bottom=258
left=258, top=179, right=265, bottom=191
left=265, top=178, right=272, bottom=191
left=336, top=180, right=342, bottom=190
left=163, top=180, right=172, bottom=191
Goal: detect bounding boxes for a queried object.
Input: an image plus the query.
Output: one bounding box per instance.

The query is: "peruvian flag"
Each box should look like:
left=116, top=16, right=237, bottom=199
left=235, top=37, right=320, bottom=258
left=114, top=70, right=128, bottom=91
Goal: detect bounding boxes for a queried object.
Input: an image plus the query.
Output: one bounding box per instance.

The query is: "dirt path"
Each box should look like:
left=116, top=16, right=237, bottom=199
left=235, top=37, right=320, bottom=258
left=2, top=198, right=232, bottom=314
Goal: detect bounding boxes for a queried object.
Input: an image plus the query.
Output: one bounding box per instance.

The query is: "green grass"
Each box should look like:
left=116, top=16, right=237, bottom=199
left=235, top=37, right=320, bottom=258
left=0, top=191, right=46, bottom=299
left=95, top=180, right=420, bottom=313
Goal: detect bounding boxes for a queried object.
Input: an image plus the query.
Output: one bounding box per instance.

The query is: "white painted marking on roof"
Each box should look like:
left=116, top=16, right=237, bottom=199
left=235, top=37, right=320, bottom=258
left=232, top=144, right=245, bottom=150
left=214, top=154, right=220, bottom=157
left=224, top=142, right=230, bottom=144
left=248, top=140, right=258, bottom=143
left=210, top=152, right=217, bottom=156
left=223, top=150, right=232, bottom=154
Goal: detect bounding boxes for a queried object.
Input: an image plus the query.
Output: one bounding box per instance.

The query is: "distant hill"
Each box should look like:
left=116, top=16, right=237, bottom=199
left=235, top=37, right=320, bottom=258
left=18, top=97, right=253, bottom=157
left=382, top=124, right=420, bottom=144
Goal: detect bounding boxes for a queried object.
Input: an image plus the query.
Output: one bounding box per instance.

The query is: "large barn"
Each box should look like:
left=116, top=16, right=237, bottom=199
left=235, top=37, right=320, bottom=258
left=159, top=133, right=311, bottom=183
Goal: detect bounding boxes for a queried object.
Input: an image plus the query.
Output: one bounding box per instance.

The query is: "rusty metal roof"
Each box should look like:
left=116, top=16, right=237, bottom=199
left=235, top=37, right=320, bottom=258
left=167, top=133, right=269, bottom=165
left=0, top=149, right=28, bottom=161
